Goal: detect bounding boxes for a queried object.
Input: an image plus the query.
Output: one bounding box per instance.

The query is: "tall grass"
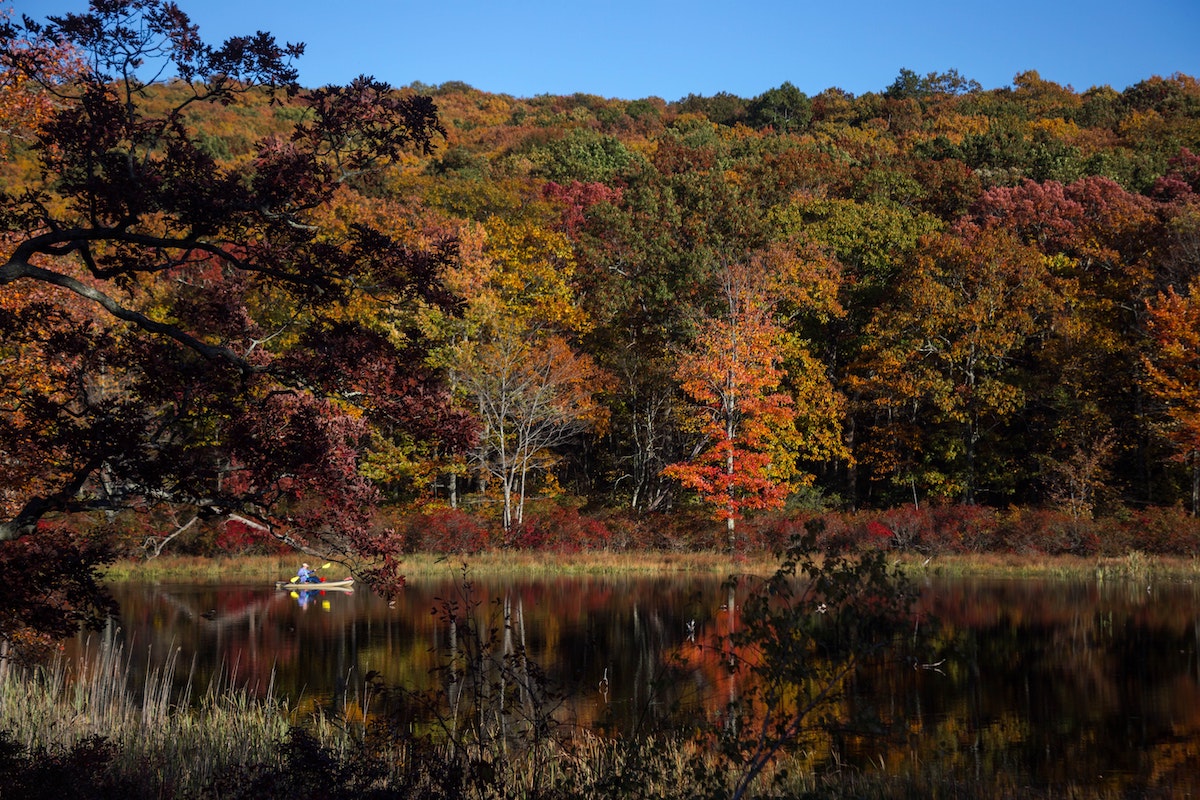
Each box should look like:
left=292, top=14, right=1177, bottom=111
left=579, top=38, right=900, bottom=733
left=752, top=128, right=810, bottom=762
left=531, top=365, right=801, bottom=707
left=100, top=550, right=1200, bottom=586
left=0, top=629, right=294, bottom=795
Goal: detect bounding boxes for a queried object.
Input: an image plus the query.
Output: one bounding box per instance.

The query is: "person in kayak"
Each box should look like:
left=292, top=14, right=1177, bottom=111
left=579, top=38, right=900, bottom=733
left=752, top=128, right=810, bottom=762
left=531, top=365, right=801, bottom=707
left=297, top=562, right=321, bottom=584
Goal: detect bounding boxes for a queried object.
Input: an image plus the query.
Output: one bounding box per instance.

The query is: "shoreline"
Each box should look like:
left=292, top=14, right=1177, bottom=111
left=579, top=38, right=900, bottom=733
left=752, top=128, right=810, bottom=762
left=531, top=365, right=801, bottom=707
left=99, top=549, right=1200, bottom=583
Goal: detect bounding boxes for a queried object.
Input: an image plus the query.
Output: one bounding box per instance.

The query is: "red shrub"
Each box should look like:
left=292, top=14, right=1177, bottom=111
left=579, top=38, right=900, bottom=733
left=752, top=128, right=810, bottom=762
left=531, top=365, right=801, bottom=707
left=995, top=507, right=1099, bottom=556
left=877, top=505, right=931, bottom=551
left=927, top=505, right=1000, bottom=554
left=1124, top=506, right=1200, bottom=556
left=215, top=519, right=290, bottom=555
left=506, top=506, right=614, bottom=553
left=403, top=508, right=494, bottom=553
left=743, top=515, right=811, bottom=553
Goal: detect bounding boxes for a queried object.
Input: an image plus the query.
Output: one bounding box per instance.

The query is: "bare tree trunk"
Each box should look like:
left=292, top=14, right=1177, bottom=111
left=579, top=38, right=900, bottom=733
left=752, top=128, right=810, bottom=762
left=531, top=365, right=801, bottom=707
left=143, top=515, right=198, bottom=559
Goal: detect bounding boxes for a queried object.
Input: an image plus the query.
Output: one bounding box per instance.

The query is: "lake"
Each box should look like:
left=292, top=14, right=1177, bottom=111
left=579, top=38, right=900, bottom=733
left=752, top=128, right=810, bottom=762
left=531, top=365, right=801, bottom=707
left=70, top=569, right=1200, bottom=794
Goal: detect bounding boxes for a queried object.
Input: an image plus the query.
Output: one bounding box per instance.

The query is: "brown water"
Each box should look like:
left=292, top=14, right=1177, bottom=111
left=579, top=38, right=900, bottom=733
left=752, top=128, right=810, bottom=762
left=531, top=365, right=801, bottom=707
left=71, top=572, right=1200, bottom=793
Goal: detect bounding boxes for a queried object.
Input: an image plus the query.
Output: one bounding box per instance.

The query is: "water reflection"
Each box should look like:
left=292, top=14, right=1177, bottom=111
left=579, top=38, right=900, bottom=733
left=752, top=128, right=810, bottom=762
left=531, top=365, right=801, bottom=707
left=70, top=572, right=1200, bottom=792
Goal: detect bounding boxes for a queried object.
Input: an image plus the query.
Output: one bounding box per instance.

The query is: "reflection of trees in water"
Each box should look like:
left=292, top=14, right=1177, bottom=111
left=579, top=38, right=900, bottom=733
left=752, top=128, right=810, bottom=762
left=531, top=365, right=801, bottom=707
left=67, top=575, right=1200, bottom=792
left=841, top=578, right=1200, bottom=792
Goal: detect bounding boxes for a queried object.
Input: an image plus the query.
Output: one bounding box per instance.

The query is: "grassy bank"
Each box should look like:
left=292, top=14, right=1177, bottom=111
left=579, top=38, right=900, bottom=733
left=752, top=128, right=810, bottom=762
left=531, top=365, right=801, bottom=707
left=99, top=548, right=1200, bottom=584
left=98, top=550, right=777, bottom=583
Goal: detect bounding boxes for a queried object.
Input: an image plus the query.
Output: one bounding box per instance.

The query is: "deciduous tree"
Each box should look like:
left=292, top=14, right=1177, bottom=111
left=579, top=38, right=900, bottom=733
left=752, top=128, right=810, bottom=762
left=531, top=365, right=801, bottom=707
left=664, top=246, right=845, bottom=550
left=0, top=0, right=466, bottom=645
left=849, top=228, right=1059, bottom=503
left=428, top=218, right=609, bottom=530
left=1144, top=281, right=1200, bottom=513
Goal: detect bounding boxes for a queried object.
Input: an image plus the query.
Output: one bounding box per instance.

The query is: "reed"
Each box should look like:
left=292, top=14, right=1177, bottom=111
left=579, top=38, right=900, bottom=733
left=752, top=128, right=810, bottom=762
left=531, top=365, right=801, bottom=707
left=893, top=551, right=1200, bottom=581
left=100, top=554, right=295, bottom=582
left=0, top=631, right=294, bottom=795
left=100, top=550, right=1200, bottom=586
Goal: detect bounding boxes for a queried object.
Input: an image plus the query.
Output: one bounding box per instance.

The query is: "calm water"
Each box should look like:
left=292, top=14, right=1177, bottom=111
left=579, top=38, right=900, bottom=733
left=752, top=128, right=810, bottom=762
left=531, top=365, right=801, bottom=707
left=70, top=571, right=1200, bottom=793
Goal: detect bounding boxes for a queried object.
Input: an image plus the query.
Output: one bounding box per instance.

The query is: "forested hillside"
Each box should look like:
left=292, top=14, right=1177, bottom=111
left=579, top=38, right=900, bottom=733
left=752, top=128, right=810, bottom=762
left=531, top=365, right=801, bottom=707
left=4, top=0, right=1200, bottom=573
left=152, top=70, right=1200, bottom=521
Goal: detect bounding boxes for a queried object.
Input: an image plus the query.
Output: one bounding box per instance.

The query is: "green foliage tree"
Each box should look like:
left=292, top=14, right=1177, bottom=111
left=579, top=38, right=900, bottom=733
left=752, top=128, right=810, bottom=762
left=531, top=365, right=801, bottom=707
left=747, top=81, right=812, bottom=133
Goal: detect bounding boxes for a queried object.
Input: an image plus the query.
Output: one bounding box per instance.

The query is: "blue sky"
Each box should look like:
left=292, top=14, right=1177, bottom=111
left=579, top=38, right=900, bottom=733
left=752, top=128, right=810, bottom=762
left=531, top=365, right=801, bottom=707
left=23, top=0, right=1200, bottom=100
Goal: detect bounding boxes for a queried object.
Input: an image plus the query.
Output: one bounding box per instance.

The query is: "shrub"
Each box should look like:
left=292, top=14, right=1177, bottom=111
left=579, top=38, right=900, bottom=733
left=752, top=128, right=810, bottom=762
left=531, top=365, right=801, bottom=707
left=0, top=733, right=135, bottom=800
left=995, top=507, right=1099, bottom=556
left=1125, top=505, right=1200, bottom=556
left=874, top=504, right=930, bottom=552
left=596, top=509, right=715, bottom=551
left=505, top=506, right=613, bottom=553
left=402, top=508, right=494, bottom=553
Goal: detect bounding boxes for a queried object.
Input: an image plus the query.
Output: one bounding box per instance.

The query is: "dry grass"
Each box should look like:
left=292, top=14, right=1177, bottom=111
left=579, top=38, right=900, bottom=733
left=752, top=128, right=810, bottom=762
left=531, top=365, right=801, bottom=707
left=100, top=550, right=780, bottom=583
left=0, top=633, right=294, bottom=794
left=894, top=551, right=1200, bottom=581
left=100, top=549, right=1200, bottom=585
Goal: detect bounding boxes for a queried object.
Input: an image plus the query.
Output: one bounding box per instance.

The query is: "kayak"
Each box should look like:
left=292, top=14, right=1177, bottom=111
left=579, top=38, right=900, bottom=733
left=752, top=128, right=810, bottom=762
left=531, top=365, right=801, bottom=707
left=276, top=578, right=355, bottom=591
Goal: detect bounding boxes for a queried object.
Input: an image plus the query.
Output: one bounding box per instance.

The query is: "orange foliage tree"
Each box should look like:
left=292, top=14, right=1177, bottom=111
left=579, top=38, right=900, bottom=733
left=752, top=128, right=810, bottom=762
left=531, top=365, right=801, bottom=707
left=0, top=1, right=80, bottom=155
left=665, top=246, right=845, bottom=551
left=1144, top=281, right=1200, bottom=514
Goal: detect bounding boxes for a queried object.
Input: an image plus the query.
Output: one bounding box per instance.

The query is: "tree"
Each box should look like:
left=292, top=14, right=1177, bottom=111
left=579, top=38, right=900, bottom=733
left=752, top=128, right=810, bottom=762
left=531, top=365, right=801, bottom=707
left=0, top=0, right=467, bottom=646
left=1144, top=281, right=1200, bottom=514
left=964, top=176, right=1164, bottom=505
left=664, top=247, right=845, bottom=551
left=746, top=82, right=812, bottom=133
left=849, top=228, right=1059, bottom=503
left=428, top=218, right=610, bottom=530
left=0, top=1, right=80, bottom=156
left=885, top=68, right=980, bottom=101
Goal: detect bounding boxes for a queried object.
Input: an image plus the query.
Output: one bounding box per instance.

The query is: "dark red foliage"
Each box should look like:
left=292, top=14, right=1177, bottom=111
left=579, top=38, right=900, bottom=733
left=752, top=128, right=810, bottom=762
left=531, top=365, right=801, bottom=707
left=992, top=507, right=1099, bottom=556
left=215, top=518, right=290, bottom=555
left=542, top=180, right=624, bottom=234
left=1124, top=505, right=1200, bottom=556
left=400, top=508, right=494, bottom=553
left=0, top=0, right=469, bottom=641
left=1151, top=147, right=1200, bottom=200
left=0, top=526, right=115, bottom=659
left=961, top=175, right=1156, bottom=264
left=281, top=322, right=478, bottom=456
left=504, top=506, right=613, bottom=553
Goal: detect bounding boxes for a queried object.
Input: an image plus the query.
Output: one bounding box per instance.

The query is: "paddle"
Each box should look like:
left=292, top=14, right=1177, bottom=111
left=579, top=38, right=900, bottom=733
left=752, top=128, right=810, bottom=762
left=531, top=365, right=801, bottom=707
left=291, top=562, right=332, bottom=583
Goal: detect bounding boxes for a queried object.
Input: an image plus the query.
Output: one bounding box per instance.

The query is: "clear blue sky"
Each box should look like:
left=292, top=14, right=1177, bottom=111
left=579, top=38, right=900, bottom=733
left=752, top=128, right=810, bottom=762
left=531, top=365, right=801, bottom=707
left=23, top=0, right=1200, bottom=100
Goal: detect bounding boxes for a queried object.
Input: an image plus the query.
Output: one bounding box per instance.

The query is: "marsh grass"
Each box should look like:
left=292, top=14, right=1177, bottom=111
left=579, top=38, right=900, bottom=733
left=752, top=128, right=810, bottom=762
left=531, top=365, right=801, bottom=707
left=100, top=554, right=297, bottom=582
left=98, top=550, right=778, bottom=584
left=0, top=635, right=763, bottom=798
left=0, top=631, right=295, bottom=795
left=101, top=550, right=1200, bottom=586
left=895, top=551, right=1200, bottom=581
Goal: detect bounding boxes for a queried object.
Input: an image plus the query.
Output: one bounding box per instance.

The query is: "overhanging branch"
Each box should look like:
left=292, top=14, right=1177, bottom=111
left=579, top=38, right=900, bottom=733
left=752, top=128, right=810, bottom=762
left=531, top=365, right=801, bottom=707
left=1, top=256, right=262, bottom=374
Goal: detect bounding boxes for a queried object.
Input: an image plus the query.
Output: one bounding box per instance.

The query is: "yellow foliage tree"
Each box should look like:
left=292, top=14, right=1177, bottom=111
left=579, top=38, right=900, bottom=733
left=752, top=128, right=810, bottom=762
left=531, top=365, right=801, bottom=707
left=427, top=217, right=609, bottom=528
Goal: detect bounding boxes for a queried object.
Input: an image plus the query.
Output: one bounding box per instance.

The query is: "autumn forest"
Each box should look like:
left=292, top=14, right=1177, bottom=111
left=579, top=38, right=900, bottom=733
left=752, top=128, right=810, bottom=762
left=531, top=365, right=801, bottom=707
left=4, top=1, right=1200, bottom=631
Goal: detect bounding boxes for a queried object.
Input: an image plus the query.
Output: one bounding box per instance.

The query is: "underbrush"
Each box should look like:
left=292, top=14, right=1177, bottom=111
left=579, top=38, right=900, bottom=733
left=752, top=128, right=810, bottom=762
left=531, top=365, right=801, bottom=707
left=744, top=503, right=1200, bottom=559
